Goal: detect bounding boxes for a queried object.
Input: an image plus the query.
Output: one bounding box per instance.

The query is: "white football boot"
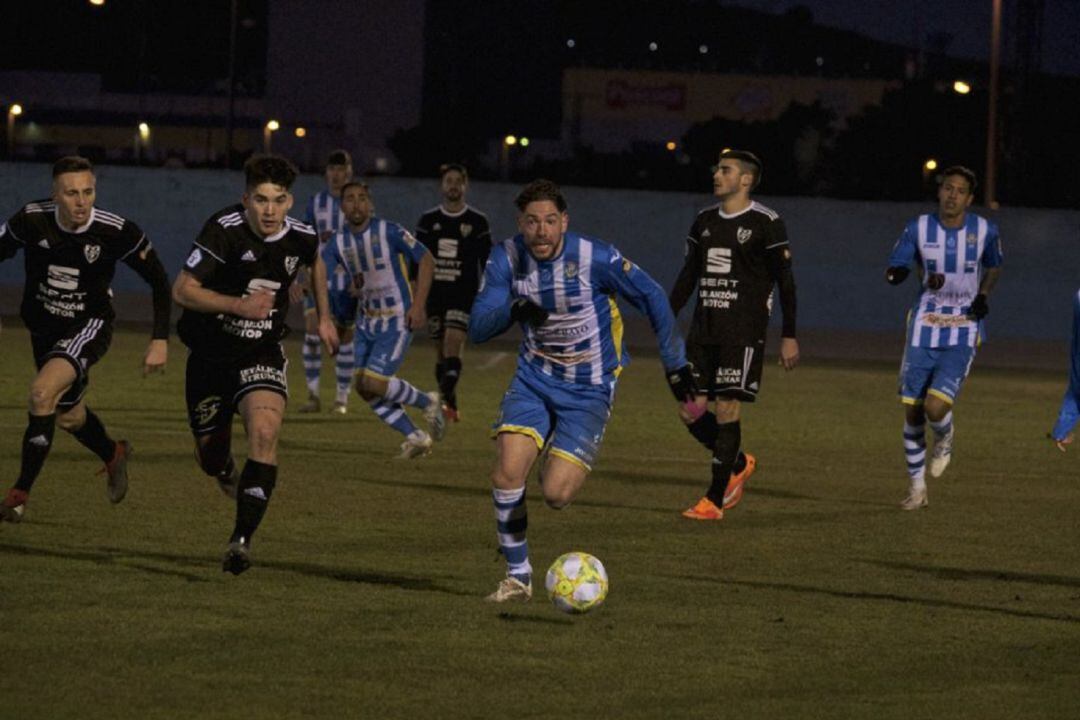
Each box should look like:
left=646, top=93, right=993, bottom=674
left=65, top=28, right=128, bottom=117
left=900, top=485, right=929, bottom=510
left=397, top=430, right=433, bottom=460
left=423, top=391, right=447, bottom=441
left=485, top=576, right=533, bottom=603
left=929, top=426, right=954, bottom=478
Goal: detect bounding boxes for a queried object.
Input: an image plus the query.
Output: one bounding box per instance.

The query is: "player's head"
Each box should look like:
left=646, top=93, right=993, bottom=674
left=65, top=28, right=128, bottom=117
left=439, top=163, right=468, bottom=205
left=515, top=179, right=568, bottom=261
left=51, top=156, right=96, bottom=230
left=937, top=165, right=976, bottom=222
left=325, top=149, right=353, bottom=196
left=340, top=181, right=373, bottom=230
left=242, top=154, right=297, bottom=237
left=713, top=149, right=762, bottom=200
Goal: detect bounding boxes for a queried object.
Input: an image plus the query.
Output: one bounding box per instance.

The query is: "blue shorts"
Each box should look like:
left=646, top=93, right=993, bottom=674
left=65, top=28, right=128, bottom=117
left=303, top=288, right=357, bottom=328
left=494, top=363, right=614, bottom=471
left=899, top=344, right=976, bottom=405
left=354, top=327, right=411, bottom=379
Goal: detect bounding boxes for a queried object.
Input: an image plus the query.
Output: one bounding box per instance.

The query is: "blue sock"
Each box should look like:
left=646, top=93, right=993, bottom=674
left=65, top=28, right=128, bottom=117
left=929, top=411, right=953, bottom=441
left=335, top=343, right=355, bottom=404
left=904, top=421, right=926, bottom=488
left=493, top=486, right=531, bottom=583
left=385, top=376, right=430, bottom=409
left=369, top=398, right=419, bottom=438
left=303, top=333, right=321, bottom=395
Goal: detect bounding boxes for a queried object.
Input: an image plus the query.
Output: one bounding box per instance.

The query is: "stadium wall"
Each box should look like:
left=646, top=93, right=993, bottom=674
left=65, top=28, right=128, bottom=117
left=2, top=162, right=1077, bottom=358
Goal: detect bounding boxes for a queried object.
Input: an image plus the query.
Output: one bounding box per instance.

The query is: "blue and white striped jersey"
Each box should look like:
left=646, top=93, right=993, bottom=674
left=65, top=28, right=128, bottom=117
left=469, top=232, right=686, bottom=386
left=321, top=217, right=430, bottom=333
left=888, top=212, right=1003, bottom=348
left=305, top=190, right=349, bottom=293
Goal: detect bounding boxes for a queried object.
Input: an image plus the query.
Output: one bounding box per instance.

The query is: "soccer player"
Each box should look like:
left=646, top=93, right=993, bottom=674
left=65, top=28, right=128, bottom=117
left=470, top=179, right=696, bottom=603
left=886, top=165, right=1003, bottom=509
left=299, top=149, right=356, bottom=414
left=669, top=149, right=799, bottom=521
left=0, top=156, right=171, bottom=522
left=322, top=181, right=446, bottom=458
left=173, top=154, right=338, bottom=574
left=415, top=163, right=493, bottom=421
left=1049, top=289, right=1080, bottom=452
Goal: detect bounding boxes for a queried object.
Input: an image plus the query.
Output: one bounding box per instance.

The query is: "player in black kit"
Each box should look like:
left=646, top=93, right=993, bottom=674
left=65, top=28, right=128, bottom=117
left=415, top=163, right=492, bottom=421
left=0, top=156, right=171, bottom=522
left=172, top=155, right=338, bottom=574
left=669, top=150, right=799, bottom=521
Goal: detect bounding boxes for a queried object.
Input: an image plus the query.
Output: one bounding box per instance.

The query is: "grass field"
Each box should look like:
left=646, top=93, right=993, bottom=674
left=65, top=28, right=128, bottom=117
left=1, top=322, right=1078, bottom=719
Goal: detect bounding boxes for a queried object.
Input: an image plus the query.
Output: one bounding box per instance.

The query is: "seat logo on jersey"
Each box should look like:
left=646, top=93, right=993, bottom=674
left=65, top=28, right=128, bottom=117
left=83, top=244, right=101, bottom=263
left=47, top=265, right=80, bottom=290
left=737, top=227, right=752, bottom=244
left=706, top=247, right=732, bottom=274
left=284, top=256, right=299, bottom=275
left=460, top=223, right=473, bottom=238
left=437, top=238, right=458, bottom=258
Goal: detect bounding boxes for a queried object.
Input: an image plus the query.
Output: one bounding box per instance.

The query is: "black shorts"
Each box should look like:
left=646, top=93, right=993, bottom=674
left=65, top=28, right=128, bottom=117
left=426, top=292, right=473, bottom=340
left=185, top=343, right=288, bottom=436
left=687, top=340, right=765, bottom=402
left=31, top=318, right=113, bottom=410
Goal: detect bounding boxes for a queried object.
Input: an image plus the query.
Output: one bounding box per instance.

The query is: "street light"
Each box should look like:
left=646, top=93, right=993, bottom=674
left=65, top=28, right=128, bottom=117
left=294, top=127, right=306, bottom=138
left=952, top=80, right=971, bottom=95
left=924, top=158, right=938, bottom=172
left=7, top=103, right=23, bottom=160
left=263, top=119, right=279, bottom=152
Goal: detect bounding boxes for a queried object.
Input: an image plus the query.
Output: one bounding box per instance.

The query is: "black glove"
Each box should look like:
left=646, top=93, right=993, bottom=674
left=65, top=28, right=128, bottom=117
left=666, top=364, right=699, bottom=403
left=885, top=266, right=910, bottom=285
left=969, top=293, right=989, bottom=320
left=925, top=272, right=945, bottom=290
left=510, top=298, right=549, bottom=327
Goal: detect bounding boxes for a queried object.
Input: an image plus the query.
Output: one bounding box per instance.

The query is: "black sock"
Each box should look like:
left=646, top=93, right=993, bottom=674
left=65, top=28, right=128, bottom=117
left=435, top=360, right=446, bottom=388
left=218, top=456, right=237, bottom=482
left=197, top=431, right=233, bottom=477
left=15, top=413, right=57, bottom=493
left=732, top=451, right=747, bottom=475
left=231, top=460, right=277, bottom=544
left=686, top=411, right=719, bottom=450
left=705, top=421, right=741, bottom=507
left=440, top=357, right=462, bottom=408
left=70, top=408, right=116, bottom=463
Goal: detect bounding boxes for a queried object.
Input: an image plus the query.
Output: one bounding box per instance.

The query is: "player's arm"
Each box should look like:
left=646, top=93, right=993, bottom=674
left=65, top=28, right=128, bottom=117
left=172, top=232, right=273, bottom=319
left=308, top=251, right=339, bottom=353
left=468, top=244, right=519, bottom=343
left=885, top=222, right=919, bottom=285
left=406, top=245, right=434, bottom=331
left=668, top=230, right=700, bottom=315
left=763, top=219, right=799, bottom=370
left=121, top=232, right=172, bottom=374
left=970, top=227, right=1004, bottom=320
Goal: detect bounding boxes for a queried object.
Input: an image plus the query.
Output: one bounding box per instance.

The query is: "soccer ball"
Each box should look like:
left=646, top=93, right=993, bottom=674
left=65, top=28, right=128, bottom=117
left=545, top=552, right=609, bottom=614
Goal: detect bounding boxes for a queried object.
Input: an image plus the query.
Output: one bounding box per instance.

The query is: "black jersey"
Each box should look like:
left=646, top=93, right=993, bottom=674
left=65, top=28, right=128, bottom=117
left=177, top=204, right=318, bottom=360
left=415, top=205, right=492, bottom=301
left=669, top=201, right=797, bottom=346
left=0, top=200, right=170, bottom=337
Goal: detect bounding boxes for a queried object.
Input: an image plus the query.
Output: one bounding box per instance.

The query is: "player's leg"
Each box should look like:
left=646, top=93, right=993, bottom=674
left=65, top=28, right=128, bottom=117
left=924, top=345, right=974, bottom=479
left=899, top=347, right=934, bottom=509
left=56, top=399, right=131, bottom=504
left=365, top=329, right=445, bottom=446
left=330, top=290, right=358, bottom=414
left=428, top=312, right=446, bottom=402
left=438, top=310, right=470, bottom=420
left=186, top=353, right=239, bottom=499
left=299, top=296, right=322, bottom=412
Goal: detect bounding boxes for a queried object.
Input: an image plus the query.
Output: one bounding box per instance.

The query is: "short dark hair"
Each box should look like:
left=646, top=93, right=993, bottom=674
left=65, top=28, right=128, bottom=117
left=52, top=155, right=94, bottom=178
left=326, top=149, right=352, bottom=167
left=719, top=149, right=763, bottom=189
left=938, top=165, right=977, bottom=193
left=340, top=180, right=370, bottom=196
left=244, top=154, right=298, bottom=190
left=440, top=163, right=468, bottom=180
left=515, top=179, right=567, bottom=212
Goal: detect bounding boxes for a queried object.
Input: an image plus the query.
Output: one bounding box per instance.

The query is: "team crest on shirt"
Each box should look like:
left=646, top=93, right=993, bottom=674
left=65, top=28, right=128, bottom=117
left=564, top=261, right=578, bottom=279
left=622, top=258, right=633, bottom=274
left=737, top=227, right=752, bottom=244
left=284, top=256, right=299, bottom=275
left=966, top=233, right=977, bottom=245
left=84, top=244, right=101, bottom=263
left=460, top=223, right=473, bottom=238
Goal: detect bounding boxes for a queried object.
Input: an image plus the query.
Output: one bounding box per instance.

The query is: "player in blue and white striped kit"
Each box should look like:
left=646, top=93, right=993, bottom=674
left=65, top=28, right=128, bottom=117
left=299, top=150, right=357, bottom=414
left=322, top=182, right=447, bottom=458
left=886, top=166, right=1003, bottom=509
left=1049, top=289, right=1080, bottom=452
left=470, top=179, right=697, bottom=603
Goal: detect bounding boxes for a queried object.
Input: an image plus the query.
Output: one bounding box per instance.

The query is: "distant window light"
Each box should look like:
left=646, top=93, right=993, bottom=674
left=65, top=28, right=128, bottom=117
left=648, top=42, right=658, bottom=52
left=519, top=137, right=530, bottom=147
left=374, top=157, right=389, bottom=172
left=665, top=141, right=677, bottom=151
left=815, top=56, right=824, bottom=67
left=698, top=44, right=708, bottom=54
left=294, top=127, right=307, bottom=138
left=566, top=38, right=576, bottom=49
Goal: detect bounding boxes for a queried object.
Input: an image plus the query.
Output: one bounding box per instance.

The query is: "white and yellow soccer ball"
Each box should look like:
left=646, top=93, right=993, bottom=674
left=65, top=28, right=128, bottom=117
left=545, top=552, right=609, bottom=614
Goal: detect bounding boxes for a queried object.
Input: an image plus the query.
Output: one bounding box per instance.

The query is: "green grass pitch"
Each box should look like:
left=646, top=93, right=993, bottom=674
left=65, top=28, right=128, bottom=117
left=1, top=322, right=1078, bottom=719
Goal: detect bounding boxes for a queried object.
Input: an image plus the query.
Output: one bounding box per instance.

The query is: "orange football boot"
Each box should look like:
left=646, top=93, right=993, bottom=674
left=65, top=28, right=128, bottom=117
left=681, top=496, right=724, bottom=520
left=722, top=453, right=756, bottom=510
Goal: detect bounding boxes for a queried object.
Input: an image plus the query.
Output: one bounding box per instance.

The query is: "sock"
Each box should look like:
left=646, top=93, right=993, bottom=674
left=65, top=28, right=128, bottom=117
left=70, top=408, right=116, bottom=463
left=369, top=398, right=420, bottom=438
left=196, top=431, right=233, bottom=476
left=15, top=413, right=57, bottom=493
left=302, top=333, right=322, bottom=395
left=493, top=486, right=531, bottom=583
left=904, top=421, right=927, bottom=490
left=929, top=411, right=953, bottom=441
left=440, top=357, right=462, bottom=408
left=686, top=411, right=719, bottom=449
left=231, top=459, right=277, bottom=543
left=384, top=376, right=430, bottom=409
left=435, top=360, right=446, bottom=388
left=335, top=342, right=355, bottom=404
left=705, top=421, right=741, bottom=506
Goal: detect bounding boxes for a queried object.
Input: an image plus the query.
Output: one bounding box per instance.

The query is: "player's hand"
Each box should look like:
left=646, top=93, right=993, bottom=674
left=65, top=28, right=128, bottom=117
left=885, top=266, right=910, bottom=285
left=288, top=279, right=304, bottom=304
left=318, top=316, right=339, bottom=355
left=666, top=364, right=698, bottom=403
left=405, top=304, right=427, bottom=331
left=510, top=298, right=548, bottom=327
left=779, top=337, right=800, bottom=371
left=1051, top=432, right=1074, bottom=452
left=142, top=339, right=168, bottom=376
left=233, top=290, right=274, bottom=320
left=925, top=272, right=945, bottom=290
left=969, top=293, right=989, bottom=320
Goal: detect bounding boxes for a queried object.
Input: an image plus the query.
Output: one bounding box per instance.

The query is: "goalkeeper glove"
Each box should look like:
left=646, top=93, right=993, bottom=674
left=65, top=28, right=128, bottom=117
left=885, top=266, right=910, bottom=285
left=666, top=364, right=699, bottom=403
left=969, top=293, right=989, bottom=320
left=925, top=272, right=945, bottom=290
left=510, top=298, right=549, bottom=327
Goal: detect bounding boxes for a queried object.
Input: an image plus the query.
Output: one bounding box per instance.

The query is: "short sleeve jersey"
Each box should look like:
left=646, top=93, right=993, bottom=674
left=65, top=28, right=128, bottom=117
left=681, top=201, right=790, bottom=345
left=415, top=205, right=492, bottom=301
left=177, top=204, right=318, bottom=360
left=0, top=201, right=149, bottom=332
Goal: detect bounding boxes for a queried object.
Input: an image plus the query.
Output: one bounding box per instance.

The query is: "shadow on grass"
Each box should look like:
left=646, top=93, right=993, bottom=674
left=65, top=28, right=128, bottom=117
left=496, top=612, right=574, bottom=626
left=668, top=572, right=1080, bottom=624
left=862, top=559, right=1080, bottom=589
